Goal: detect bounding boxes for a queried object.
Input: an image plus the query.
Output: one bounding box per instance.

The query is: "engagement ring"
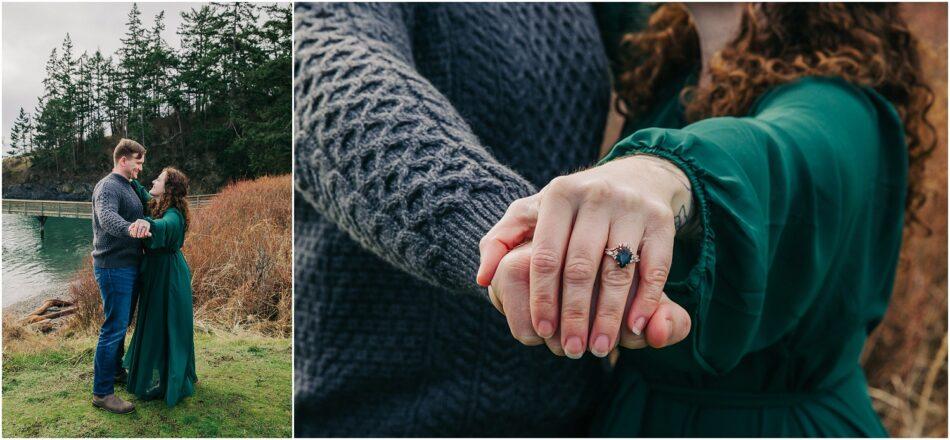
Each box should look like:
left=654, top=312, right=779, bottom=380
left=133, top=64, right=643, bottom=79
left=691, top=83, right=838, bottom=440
left=605, top=243, right=639, bottom=268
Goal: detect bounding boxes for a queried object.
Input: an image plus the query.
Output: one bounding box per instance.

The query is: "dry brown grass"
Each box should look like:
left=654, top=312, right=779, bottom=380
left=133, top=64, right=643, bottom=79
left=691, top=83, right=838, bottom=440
left=66, top=174, right=292, bottom=337
left=860, top=4, right=949, bottom=437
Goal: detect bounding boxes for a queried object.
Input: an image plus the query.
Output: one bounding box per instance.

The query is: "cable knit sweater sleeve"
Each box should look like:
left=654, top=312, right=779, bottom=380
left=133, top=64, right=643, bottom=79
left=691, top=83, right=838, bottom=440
left=294, top=3, right=538, bottom=296
left=94, top=185, right=133, bottom=238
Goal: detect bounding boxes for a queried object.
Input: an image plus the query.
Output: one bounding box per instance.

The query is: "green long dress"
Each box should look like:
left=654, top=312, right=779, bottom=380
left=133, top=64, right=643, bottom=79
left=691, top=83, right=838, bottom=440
left=594, top=76, right=906, bottom=437
left=123, top=181, right=198, bottom=407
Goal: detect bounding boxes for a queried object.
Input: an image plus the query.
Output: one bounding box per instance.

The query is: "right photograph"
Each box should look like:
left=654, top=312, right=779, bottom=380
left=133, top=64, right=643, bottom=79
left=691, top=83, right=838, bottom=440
left=293, top=3, right=948, bottom=437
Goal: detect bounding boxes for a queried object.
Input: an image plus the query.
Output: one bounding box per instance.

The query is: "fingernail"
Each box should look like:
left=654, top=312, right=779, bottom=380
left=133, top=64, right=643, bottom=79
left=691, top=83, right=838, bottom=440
left=592, top=334, right=610, bottom=357
left=564, top=336, right=584, bottom=359
left=631, top=317, right=646, bottom=336
left=537, top=320, right=554, bottom=338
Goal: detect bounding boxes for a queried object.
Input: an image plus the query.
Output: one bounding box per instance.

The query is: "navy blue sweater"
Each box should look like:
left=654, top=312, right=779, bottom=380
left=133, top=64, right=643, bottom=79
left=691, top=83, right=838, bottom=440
left=294, top=3, right=612, bottom=435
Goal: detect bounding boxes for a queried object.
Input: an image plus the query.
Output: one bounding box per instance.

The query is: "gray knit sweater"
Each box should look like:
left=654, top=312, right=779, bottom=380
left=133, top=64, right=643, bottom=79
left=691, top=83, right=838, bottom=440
left=294, top=3, right=611, bottom=436
left=91, top=172, right=144, bottom=268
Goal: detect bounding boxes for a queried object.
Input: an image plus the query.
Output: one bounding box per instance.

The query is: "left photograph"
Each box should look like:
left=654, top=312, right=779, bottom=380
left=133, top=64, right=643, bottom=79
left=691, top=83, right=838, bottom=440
left=1, top=2, right=292, bottom=437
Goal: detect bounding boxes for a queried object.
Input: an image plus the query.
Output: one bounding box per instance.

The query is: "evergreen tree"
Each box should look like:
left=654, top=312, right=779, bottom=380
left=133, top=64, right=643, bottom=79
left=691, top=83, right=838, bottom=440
left=146, top=11, right=176, bottom=118
left=102, top=55, right=125, bottom=137
left=178, top=5, right=218, bottom=114
left=57, top=34, right=79, bottom=166
left=18, top=2, right=291, bottom=187
left=120, top=3, right=150, bottom=144
left=89, top=50, right=110, bottom=140
left=75, top=52, right=94, bottom=160
left=9, top=107, right=31, bottom=155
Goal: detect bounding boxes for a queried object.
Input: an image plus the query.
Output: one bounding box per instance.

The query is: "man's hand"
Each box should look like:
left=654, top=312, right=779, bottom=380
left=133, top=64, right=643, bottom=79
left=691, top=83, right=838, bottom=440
left=488, top=241, right=691, bottom=358
left=128, top=219, right=151, bottom=238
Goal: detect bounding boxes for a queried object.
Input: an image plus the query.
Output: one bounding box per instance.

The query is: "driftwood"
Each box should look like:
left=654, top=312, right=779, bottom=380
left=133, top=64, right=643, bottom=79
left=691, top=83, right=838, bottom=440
left=20, top=299, right=76, bottom=325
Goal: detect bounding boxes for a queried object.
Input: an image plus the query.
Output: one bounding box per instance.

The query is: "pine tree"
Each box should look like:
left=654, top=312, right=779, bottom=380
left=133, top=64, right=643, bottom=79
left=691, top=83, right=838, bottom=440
left=57, top=34, right=79, bottom=166
left=120, top=3, right=150, bottom=144
left=178, top=5, right=218, bottom=114
left=145, top=10, right=176, bottom=118
left=234, top=2, right=291, bottom=174
left=34, top=48, right=63, bottom=170
left=89, top=50, right=110, bottom=139
left=213, top=2, right=261, bottom=130
left=20, top=2, right=291, bottom=185
left=102, top=55, right=125, bottom=137
left=9, top=108, right=30, bottom=155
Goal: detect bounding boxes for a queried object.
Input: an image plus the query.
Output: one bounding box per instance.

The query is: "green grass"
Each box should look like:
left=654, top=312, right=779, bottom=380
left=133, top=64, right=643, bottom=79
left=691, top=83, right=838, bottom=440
left=2, top=331, right=292, bottom=438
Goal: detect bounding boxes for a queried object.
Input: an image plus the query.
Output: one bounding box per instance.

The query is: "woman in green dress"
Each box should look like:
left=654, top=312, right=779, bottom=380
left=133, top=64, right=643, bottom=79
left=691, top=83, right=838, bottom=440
left=124, top=166, right=198, bottom=407
left=476, top=3, right=934, bottom=436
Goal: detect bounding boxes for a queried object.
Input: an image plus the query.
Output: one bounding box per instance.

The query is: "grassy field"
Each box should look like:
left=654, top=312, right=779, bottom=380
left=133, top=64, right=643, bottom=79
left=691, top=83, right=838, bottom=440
left=2, top=330, right=291, bottom=438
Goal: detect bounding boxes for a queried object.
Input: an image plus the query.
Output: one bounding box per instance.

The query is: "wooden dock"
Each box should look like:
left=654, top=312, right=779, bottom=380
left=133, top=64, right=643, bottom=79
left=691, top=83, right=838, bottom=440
left=2, top=195, right=215, bottom=220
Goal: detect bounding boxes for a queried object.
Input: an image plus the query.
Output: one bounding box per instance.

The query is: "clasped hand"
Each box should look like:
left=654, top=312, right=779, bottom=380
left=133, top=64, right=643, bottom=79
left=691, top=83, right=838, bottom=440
left=128, top=219, right=152, bottom=238
left=477, top=155, right=693, bottom=359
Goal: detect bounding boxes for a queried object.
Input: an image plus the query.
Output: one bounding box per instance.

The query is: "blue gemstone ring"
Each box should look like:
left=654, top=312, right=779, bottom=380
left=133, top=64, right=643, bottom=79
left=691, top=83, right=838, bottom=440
left=605, top=243, right=639, bottom=269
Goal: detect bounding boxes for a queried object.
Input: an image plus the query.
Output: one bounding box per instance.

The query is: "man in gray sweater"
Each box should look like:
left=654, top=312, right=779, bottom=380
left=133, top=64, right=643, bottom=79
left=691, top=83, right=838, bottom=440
left=90, top=139, right=151, bottom=414
left=294, top=4, right=689, bottom=436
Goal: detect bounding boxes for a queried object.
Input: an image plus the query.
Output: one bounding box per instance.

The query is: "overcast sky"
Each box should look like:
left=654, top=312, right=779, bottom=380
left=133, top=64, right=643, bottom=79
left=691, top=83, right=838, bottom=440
left=2, top=2, right=206, bottom=153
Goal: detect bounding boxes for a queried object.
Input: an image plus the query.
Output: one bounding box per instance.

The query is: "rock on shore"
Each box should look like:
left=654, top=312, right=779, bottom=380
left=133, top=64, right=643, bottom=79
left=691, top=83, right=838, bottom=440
left=2, top=182, right=93, bottom=201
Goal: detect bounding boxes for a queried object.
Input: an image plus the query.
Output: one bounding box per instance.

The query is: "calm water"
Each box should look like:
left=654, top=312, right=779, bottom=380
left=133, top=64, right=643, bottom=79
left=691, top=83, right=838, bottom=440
left=2, top=214, right=93, bottom=306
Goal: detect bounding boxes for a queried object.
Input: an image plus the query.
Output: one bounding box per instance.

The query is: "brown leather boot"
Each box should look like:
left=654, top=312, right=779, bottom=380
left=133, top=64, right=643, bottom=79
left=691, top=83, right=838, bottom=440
left=92, top=394, right=135, bottom=414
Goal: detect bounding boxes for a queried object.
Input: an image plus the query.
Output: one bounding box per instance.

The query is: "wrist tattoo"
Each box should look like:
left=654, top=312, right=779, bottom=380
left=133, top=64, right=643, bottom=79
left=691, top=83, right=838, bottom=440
left=674, top=204, right=689, bottom=230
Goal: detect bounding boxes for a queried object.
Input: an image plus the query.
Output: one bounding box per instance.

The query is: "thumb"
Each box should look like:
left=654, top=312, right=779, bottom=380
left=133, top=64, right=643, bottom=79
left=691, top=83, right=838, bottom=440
left=476, top=196, right=539, bottom=286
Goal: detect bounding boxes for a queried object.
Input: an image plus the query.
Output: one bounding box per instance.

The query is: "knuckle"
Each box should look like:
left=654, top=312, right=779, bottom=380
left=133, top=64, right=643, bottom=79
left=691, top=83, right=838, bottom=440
left=507, top=198, right=527, bottom=216
left=643, top=266, right=671, bottom=289
left=646, top=201, right=675, bottom=224
left=637, top=290, right=662, bottom=309
left=530, top=248, right=562, bottom=275
left=601, top=265, right=635, bottom=288
left=514, top=201, right=537, bottom=222
left=619, top=190, right=645, bottom=208
left=581, top=179, right=612, bottom=203
left=560, top=300, right=589, bottom=323
left=563, top=257, right=597, bottom=284
left=530, top=291, right=556, bottom=311
left=547, top=176, right=570, bottom=194
left=507, top=198, right=526, bottom=213
left=500, top=253, right=531, bottom=282
left=596, top=301, right=625, bottom=326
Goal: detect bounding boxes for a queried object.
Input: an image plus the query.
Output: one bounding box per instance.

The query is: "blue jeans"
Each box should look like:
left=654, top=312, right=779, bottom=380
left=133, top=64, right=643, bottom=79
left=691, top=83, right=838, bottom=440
left=92, top=266, right=138, bottom=396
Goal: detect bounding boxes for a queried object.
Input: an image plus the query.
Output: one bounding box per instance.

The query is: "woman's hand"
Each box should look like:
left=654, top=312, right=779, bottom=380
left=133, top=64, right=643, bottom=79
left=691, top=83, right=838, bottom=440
left=477, top=154, right=694, bottom=358
left=488, top=240, right=693, bottom=357
left=129, top=219, right=152, bottom=238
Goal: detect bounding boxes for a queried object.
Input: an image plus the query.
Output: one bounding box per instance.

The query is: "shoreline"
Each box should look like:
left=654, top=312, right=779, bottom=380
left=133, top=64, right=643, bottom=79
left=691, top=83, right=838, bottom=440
left=3, top=287, right=70, bottom=317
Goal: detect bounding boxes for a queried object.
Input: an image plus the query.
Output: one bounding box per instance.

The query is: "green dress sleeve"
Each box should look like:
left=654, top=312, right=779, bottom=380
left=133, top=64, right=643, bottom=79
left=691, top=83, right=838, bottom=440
left=145, top=208, right=184, bottom=251
left=601, top=77, right=907, bottom=375
left=130, top=179, right=153, bottom=205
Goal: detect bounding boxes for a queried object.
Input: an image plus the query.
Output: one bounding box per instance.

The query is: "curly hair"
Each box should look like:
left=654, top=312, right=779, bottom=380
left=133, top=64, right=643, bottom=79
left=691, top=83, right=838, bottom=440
left=616, top=3, right=936, bottom=227
left=148, top=167, right=191, bottom=235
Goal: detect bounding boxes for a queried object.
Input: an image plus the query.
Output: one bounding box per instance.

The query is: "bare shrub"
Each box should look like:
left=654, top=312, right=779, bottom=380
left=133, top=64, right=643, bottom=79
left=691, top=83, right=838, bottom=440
left=862, top=4, right=948, bottom=437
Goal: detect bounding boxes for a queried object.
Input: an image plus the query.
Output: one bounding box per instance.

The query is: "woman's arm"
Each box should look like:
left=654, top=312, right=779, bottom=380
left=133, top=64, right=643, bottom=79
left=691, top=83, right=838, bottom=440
left=602, top=77, right=905, bottom=374
left=295, top=3, right=538, bottom=297
left=144, top=210, right=183, bottom=250
left=130, top=179, right=153, bottom=205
